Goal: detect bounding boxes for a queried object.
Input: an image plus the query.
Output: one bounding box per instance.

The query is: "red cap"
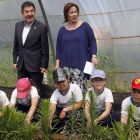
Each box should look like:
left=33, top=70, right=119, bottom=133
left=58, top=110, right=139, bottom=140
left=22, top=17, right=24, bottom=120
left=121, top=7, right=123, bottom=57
left=16, top=78, right=31, bottom=98
left=131, top=77, right=140, bottom=90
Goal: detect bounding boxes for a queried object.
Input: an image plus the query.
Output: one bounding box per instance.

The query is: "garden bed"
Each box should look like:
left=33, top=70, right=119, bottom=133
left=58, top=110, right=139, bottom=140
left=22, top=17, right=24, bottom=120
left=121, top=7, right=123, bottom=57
left=112, top=92, right=131, bottom=111
left=0, top=92, right=137, bottom=140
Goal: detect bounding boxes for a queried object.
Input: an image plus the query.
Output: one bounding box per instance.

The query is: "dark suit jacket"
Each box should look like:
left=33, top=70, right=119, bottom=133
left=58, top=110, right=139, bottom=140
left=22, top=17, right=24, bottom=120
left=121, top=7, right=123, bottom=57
left=13, top=19, right=49, bottom=72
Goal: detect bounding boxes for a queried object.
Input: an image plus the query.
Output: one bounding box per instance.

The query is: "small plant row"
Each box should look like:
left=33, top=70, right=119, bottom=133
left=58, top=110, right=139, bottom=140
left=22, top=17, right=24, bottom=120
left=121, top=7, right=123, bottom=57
left=0, top=92, right=139, bottom=140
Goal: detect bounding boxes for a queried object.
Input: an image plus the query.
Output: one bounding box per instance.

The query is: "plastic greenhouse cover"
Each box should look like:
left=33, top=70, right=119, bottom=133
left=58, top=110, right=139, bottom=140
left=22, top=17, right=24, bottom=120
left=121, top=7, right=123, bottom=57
left=40, top=0, right=140, bottom=86
left=0, top=0, right=140, bottom=87
left=0, top=0, right=44, bottom=46
left=0, top=0, right=47, bottom=71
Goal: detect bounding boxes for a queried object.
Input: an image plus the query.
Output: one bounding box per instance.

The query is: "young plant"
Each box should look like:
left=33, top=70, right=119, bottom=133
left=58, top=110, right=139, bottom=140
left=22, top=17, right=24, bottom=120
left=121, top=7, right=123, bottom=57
left=98, top=126, right=111, bottom=140
left=69, top=92, right=76, bottom=140
left=86, top=90, right=98, bottom=140
left=44, top=66, right=55, bottom=86
left=0, top=106, right=26, bottom=139
left=112, top=105, right=138, bottom=140
left=63, top=92, right=82, bottom=140
left=0, top=106, right=41, bottom=140
left=83, top=91, right=93, bottom=139
left=21, top=123, right=42, bottom=140
left=127, top=105, right=138, bottom=140
left=112, top=121, right=129, bottom=140
left=79, top=91, right=87, bottom=139
left=35, top=99, right=59, bottom=140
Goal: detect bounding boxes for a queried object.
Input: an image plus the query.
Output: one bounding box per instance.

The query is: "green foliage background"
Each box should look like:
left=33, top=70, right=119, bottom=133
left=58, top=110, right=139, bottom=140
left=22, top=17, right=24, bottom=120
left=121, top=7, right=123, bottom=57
left=0, top=46, right=17, bottom=87
left=0, top=45, right=130, bottom=92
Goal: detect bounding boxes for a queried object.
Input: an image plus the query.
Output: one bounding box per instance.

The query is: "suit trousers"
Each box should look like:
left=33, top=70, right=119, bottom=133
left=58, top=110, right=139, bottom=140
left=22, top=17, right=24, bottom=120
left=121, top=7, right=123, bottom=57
left=18, top=64, right=43, bottom=97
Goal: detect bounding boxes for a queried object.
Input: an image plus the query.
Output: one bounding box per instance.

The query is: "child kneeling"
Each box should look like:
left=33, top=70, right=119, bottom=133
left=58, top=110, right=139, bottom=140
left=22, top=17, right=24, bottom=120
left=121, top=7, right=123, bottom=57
left=0, top=90, right=9, bottom=117
left=121, top=77, right=140, bottom=138
left=85, top=70, right=114, bottom=127
left=0, top=90, right=9, bottom=107
left=49, top=68, right=83, bottom=134
left=9, top=78, right=40, bottom=124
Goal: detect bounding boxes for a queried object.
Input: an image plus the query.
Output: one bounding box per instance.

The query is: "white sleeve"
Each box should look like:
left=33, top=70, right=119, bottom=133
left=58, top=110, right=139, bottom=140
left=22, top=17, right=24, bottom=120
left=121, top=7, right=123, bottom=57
left=105, top=88, right=114, bottom=103
left=10, top=89, right=18, bottom=104
left=50, top=90, right=58, bottom=104
left=0, top=91, right=9, bottom=106
left=121, top=98, right=130, bottom=115
left=73, top=84, right=83, bottom=102
left=30, top=86, right=40, bottom=98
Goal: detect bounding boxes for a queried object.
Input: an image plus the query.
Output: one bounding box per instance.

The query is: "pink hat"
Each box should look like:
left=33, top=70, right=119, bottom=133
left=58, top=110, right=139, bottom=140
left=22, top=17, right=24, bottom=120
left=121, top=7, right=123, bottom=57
left=16, top=78, right=31, bottom=98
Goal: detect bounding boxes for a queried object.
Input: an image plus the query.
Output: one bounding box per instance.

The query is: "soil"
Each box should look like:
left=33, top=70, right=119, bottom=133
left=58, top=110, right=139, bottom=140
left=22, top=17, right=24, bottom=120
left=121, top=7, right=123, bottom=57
left=52, top=134, right=68, bottom=140
left=51, top=134, right=88, bottom=140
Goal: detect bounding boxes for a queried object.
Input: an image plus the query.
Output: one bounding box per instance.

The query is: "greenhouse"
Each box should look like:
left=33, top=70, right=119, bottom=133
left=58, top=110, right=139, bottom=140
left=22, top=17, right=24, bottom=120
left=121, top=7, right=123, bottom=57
left=0, top=0, right=140, bottom=139
left=1, top=0, right=140, bottom=89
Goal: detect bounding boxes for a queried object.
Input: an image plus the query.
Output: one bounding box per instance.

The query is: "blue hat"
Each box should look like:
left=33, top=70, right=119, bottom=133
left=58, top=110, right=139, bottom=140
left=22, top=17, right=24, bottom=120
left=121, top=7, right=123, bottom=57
left=91, top=70, right=106, bottom=79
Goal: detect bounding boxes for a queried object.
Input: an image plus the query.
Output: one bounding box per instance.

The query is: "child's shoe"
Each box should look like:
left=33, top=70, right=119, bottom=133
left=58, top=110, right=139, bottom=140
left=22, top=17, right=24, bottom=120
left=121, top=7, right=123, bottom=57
left=72, top=132, right=78, bottom=137
left=60, top=123, right=68, bottom=135
left=60, top=129, right=68, bottom=135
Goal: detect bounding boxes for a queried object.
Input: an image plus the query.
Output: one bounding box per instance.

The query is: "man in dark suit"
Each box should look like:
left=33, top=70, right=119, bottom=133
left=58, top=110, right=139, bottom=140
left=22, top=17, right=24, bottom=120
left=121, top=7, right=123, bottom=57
left=13, top=1, right=49, bottom=97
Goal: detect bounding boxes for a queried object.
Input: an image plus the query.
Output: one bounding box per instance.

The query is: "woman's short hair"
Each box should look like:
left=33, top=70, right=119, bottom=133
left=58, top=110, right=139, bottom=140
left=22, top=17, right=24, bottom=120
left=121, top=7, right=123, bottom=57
left=63, top=3, right=79, bottom=23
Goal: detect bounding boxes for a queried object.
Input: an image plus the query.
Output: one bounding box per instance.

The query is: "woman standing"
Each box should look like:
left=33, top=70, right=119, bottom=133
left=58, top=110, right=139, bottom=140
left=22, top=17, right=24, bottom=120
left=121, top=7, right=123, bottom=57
left=55, top=3, right=98, bottom=93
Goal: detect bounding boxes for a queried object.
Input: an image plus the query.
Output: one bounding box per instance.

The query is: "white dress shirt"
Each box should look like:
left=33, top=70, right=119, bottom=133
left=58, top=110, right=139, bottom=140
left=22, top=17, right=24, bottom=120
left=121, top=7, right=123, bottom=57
left=22, top=19, right=35, bottom=45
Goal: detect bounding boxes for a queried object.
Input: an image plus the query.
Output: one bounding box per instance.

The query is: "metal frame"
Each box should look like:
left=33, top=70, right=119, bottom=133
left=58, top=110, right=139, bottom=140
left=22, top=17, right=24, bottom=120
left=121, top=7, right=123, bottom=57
left=38, top=0, right=55, bottom=65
